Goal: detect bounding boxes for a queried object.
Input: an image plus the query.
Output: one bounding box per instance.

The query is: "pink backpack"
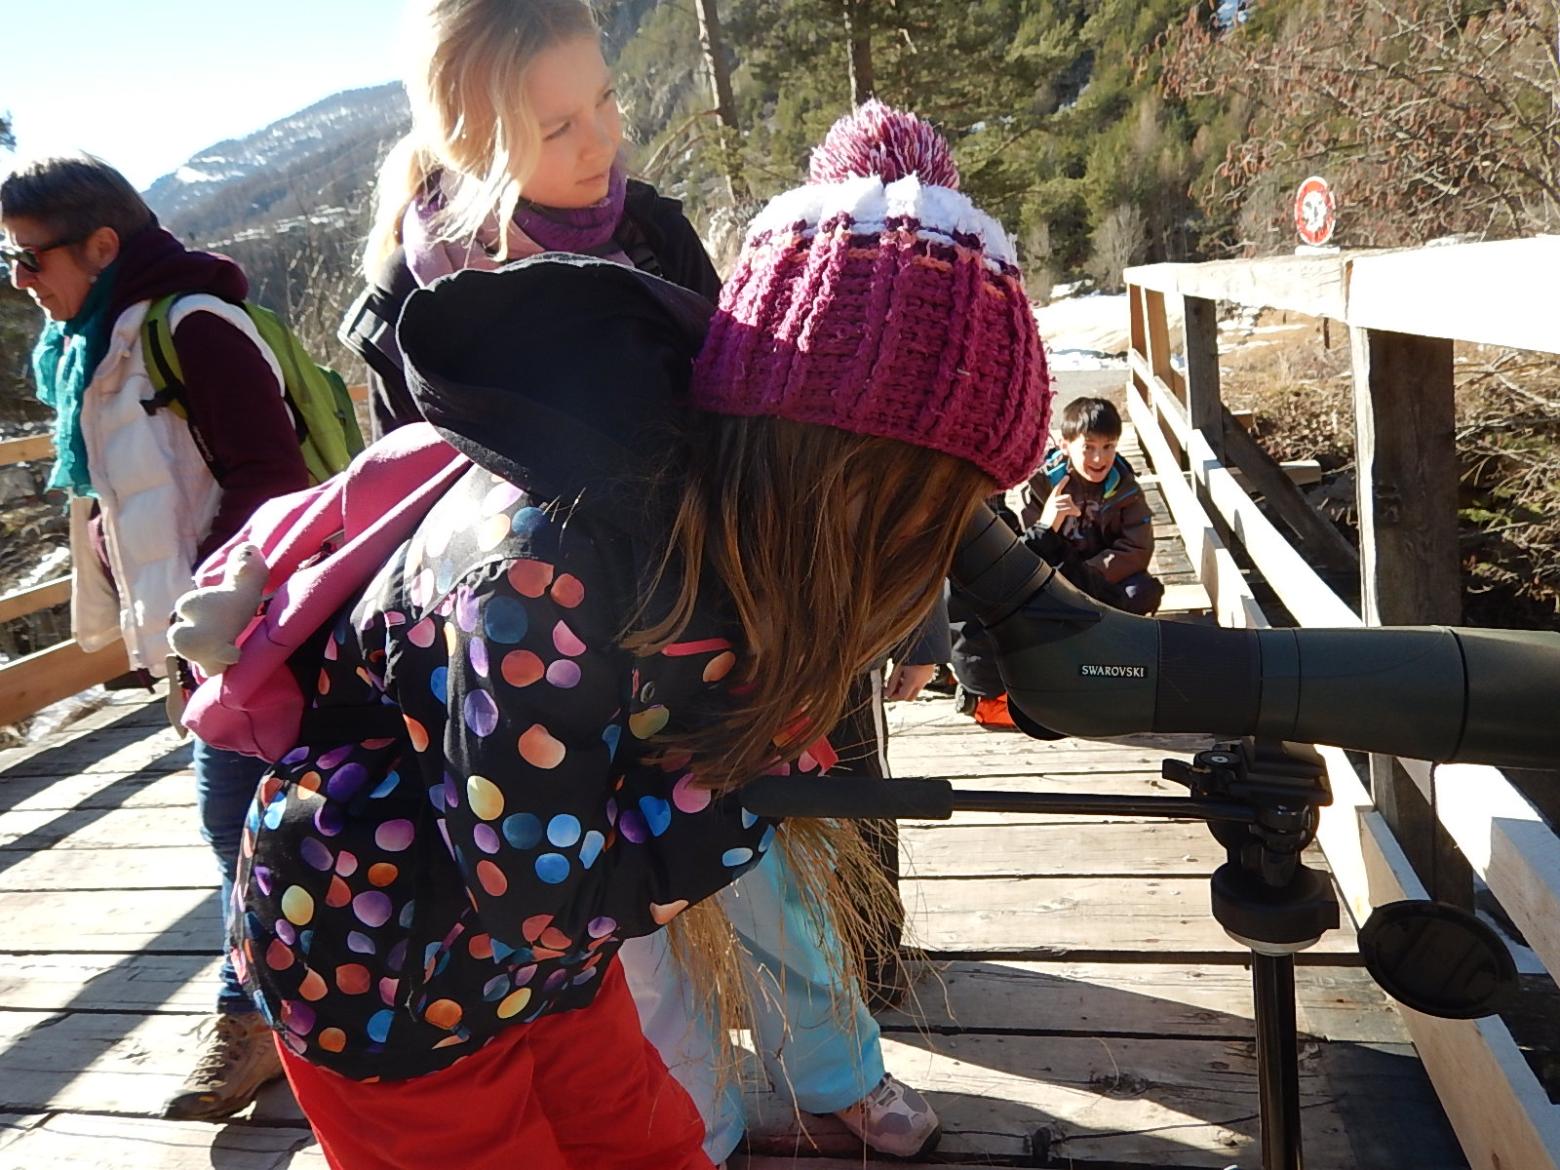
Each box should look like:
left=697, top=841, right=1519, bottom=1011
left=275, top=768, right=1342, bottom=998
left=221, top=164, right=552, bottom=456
left=173, top=422, right=472, bottom=762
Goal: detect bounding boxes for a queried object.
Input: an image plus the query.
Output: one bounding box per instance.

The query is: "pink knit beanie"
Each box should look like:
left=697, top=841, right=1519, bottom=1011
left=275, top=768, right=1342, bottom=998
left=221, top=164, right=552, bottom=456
left=690, top=101, right=1051, bottom=488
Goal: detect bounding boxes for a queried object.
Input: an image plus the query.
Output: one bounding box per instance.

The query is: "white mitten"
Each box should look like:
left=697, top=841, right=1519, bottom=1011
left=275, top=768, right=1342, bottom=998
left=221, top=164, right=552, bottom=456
left=169, top=543, right=268, bottom=677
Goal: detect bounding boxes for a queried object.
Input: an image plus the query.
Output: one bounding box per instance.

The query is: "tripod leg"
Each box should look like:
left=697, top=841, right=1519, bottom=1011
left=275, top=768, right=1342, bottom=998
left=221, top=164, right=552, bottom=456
left=1252, top=952, right=1303, bottom=1170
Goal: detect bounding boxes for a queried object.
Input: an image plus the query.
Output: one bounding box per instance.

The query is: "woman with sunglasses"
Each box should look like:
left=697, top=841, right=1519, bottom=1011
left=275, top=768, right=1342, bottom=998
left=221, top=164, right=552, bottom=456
left=1, top=155, right=310, bottom=1119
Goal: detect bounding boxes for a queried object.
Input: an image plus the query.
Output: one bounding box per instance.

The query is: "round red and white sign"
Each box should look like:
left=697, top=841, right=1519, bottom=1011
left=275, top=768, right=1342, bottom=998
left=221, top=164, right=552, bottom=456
left=1294, top=176, right=1336, bottom=247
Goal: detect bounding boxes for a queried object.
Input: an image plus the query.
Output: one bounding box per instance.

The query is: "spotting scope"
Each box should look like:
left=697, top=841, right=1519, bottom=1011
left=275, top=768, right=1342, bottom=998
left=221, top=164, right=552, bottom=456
left=950, top=503, right=1560, bottom=769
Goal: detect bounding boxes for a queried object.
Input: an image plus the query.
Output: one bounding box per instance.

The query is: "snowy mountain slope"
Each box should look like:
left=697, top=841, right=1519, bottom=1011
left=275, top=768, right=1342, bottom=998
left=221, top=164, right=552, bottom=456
left=142, top=83, right=409, bottom=243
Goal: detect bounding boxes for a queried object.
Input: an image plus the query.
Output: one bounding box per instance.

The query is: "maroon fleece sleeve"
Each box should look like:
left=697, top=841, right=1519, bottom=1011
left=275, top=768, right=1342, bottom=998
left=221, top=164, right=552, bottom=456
left=171, top=311, right=311, bottom=562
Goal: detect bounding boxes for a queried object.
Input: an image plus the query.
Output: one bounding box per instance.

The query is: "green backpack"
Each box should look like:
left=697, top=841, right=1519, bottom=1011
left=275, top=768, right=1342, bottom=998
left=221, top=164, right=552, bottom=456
left=141, top=295, right=366, bottom=485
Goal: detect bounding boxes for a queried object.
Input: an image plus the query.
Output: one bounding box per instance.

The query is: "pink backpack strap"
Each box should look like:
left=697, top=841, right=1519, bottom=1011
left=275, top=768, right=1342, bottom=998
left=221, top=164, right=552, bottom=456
left=182, top=423, right=472, bottom=761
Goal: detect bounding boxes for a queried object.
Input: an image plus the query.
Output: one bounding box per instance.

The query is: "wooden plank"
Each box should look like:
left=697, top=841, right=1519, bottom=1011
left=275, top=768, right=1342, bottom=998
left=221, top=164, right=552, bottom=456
left=900, top=821, right=1226, bottom=877
left=0, top=722, right=191, bottom=779
left=903, top=875, right=1357, bottom=956
left=1180, top=294, right=1223, bottom=460
left=0, top=889, right=219, bottom=952
left=1347, top=236, right=1560, bottom=355
left=0, top=768, right=194, bottom=817
left=0, top=952, right=222, bottom=1013
left=1143, top=289, right=1175, bottom=391
left=0, top=806, right=212, bottom=852
left=0, top=875, right=1348, bottom=966
left=0, top=1010, right=304, bottom=1122
left=1125, top=254, right=1352, bottom=322
left=1126, top=384, right=1265, bottom=630
left=0, top=640, right=129, bottom=730
left=0, top=845, right=214, bottom=891
left=1128, top=238, right=1557, bottom=353
left=0, top=1113, right=47, bottom=1154
left=1315, top=746, right=1560, bottom=1170
left=1160, top=581, right=1213, bottom=614
left=1219, top=411, right=1359, bottom=573
left=1349, top=327, right=1461, bottom=627
left=0, top=434, right=54, bottom=467
left=1192, top=427, right=1361, bottom=628
left=1128, top=283, right=1146, bottom=367
left=0, top=1114, right=323, bottom=1169
left=1129, top=350, right=1189, bottom=468
left=882, top=959, right=1408, bottom=1044
left=0, top=951, right=1397, bottom=1043
left=0, top=693, right=168, bottom=772
left=0, top=577, right=70, bottom=626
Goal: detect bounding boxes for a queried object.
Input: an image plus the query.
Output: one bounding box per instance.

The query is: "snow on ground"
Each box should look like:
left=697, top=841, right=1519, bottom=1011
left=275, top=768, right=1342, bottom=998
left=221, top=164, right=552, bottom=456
left=1033, top=287, right=1316, bottom=371
left=1034, top=291, right=1137, bottom=372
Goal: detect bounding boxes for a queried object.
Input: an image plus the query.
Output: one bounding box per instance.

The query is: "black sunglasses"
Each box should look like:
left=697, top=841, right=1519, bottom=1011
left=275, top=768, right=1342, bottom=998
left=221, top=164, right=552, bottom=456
left=0, top=232, right=86, bottom=275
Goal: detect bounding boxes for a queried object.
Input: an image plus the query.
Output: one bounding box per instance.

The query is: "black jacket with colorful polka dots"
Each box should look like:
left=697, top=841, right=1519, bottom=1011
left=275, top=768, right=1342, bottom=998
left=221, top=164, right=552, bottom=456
left=232, top=259, right=779, bottom=1081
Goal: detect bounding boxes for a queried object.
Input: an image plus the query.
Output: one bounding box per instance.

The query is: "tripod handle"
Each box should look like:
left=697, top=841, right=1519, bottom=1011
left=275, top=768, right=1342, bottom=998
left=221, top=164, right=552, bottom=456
left=740, top=775, right=955, bottom=820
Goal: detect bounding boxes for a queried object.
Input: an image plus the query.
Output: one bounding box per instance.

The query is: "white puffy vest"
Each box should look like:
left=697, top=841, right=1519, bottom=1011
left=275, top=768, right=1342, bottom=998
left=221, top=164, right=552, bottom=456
left=68, top=296, right=282, bottom=676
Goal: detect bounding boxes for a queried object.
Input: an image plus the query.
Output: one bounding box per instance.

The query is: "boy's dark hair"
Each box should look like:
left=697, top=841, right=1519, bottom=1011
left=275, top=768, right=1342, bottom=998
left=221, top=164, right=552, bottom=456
left=1059, top=397, right=1122, bottom=442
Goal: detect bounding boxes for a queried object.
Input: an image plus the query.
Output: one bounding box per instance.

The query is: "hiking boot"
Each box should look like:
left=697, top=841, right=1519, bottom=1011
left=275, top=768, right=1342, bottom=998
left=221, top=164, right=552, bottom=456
left=833, top=1073, right=943, bottom=1159
left=164, top=1011, right=285, bottom=1121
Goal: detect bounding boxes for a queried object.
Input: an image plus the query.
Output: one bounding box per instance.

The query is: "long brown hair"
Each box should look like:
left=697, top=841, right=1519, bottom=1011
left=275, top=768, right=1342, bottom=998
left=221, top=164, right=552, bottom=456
left=626, top=416, right=995, bottom=792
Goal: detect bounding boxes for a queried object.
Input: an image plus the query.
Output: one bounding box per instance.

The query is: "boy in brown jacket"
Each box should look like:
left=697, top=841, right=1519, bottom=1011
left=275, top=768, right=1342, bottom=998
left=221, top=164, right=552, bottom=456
left=1020, top=397, right=1164, bottom=615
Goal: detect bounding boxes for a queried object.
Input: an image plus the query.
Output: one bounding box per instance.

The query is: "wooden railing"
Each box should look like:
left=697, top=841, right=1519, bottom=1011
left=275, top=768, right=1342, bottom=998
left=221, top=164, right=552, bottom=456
left=0, top=435, right=128, bottom=728
left=1125, top=235, right=1560, bottom=1170
left=0, top=384, right=371, bottom=730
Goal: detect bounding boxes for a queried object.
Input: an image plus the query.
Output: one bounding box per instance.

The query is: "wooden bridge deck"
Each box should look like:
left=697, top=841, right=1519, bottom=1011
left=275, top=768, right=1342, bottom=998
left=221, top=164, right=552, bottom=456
left=0, top=430, right=1468, bottom=1169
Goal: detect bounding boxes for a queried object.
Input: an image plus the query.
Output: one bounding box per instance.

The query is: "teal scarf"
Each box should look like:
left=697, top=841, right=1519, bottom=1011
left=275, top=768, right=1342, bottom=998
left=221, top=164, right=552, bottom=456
left=32, top=262, right=120, bottom=496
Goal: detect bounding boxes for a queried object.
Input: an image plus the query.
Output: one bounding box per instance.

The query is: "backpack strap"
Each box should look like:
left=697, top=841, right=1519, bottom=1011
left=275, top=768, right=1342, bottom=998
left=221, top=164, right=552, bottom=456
left=614, top=215, right=665, bottom=278
left=140, top=294, right=189, bottom=415
left=140, top=294, right=225, bottom=478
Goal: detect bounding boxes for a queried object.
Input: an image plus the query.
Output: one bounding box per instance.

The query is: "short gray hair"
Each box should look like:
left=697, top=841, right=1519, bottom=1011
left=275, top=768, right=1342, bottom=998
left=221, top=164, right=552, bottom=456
left=0, top=155, right=153, bottom=243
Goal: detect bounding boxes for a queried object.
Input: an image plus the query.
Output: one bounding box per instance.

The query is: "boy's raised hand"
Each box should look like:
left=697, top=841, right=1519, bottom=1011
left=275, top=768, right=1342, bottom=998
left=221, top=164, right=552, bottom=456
left=1040, top=474, right=1081, bottom=531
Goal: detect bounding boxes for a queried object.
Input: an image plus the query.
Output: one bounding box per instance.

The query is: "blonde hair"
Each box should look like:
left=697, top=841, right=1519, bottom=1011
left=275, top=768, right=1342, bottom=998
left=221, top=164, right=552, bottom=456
left=366, top=0, right=600, bottom=272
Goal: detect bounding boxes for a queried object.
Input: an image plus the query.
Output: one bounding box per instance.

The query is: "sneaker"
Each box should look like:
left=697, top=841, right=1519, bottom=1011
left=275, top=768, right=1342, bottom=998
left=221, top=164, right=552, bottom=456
left=833, top=1073, right=942, bottom=1159
left=164, top=1011, right=285, bottom=1121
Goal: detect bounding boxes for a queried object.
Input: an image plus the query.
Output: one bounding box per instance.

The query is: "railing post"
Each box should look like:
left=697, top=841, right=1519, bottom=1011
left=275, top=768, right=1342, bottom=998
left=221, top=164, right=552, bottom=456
left=1181, top=295, right=1224, bottom=463
left=1349, top=325, right=1472, bottom=909
left=1139, top=288, right=1186, bottom=469
left=1128, top=283, right=1147, bottom=405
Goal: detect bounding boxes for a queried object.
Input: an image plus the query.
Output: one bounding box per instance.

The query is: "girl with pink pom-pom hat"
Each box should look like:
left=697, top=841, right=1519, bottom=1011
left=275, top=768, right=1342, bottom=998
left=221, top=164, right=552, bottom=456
left=235, top=92, right=1048, bottom=1170
left=637, top=99, right=1052, bottom=1163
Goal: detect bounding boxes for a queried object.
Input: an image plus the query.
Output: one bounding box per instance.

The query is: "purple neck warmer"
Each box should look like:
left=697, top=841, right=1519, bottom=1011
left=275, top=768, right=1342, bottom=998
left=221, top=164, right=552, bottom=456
left=515, top=164, right=628, bottom=254
left=404, top=164, right=631, bottom=288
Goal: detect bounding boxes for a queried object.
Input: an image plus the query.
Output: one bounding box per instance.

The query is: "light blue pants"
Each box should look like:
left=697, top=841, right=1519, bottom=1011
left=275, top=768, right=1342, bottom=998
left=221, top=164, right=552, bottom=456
left=621, top=846, right=884, bottom=1164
